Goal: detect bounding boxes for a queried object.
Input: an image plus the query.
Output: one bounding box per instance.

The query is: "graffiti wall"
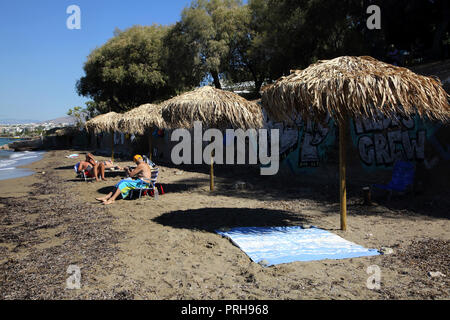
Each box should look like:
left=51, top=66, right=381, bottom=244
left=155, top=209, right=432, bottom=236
left=264, top=110, right=449, bottom=175
left=351, top=115, right=427, bottom=168
left=264, top=112, right=336, bottom=174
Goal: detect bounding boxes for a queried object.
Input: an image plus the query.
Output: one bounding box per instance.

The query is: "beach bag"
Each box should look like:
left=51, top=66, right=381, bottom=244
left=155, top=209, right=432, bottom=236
left=147, top=184, right=165, bottom=197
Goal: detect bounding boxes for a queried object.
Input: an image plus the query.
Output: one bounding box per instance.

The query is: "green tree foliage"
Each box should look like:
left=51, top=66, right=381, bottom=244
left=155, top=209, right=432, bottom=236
left=67, top=106, right=88, bottom=129
left=84, top=101, right=100, bottom=120
left=77, top=25, right=174, bottom=113
left=167, top=0, right=251, bottom=89
left=163, top=22, right=207, bottom=93
left=77, top=0, right=448, bottom=114
left=246, top=0, right=366, bottom=79
left=246, top=0, right=449, bottom=80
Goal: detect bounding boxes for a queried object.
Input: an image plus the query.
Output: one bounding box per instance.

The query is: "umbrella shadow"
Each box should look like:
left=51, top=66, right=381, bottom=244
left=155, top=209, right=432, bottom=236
left=152, top=207, right=309, bottom=232
left=55, top=165, right=76, bottom=170
left=161, top=182, right=203, bottom=193
left=97, top=186, right=116, bottom=195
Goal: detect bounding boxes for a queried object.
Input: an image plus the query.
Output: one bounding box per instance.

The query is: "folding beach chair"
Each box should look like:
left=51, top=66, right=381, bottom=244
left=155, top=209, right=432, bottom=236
left=373, top=161, right=415, bottom=199
left=128, top=167, right=160, bottom=199
left=74, top=164, right=95, bottom=182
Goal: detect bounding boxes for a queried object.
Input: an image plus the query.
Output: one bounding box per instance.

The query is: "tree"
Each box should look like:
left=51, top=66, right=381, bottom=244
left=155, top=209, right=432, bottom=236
left=169, top=0, right=251, bottom=89
left=67, top=106, right=88, bottom=129
left=221, top=1, right=269, bottom=93
left=245, top=0, right=371, bottom=81
left=163, top=23, right=207, bottom=93
left=84, top=101, right=100, bottom=120
left=77, top=25, right=174, bottom=113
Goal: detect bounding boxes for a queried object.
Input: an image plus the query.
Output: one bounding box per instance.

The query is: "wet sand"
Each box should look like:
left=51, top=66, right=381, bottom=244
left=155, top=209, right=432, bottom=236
left=0, top=149, right=448, bottom=299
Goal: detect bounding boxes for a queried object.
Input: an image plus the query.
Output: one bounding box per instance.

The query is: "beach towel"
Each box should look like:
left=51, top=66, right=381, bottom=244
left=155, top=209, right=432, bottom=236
left=115, top=178, right=150, bottom=199
left=66, top=154, right=79, bottom=159
left=216, top=226, right=379, bottom=266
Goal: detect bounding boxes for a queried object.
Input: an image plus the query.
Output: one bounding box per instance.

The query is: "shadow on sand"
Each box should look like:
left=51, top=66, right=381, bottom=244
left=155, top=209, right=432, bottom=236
left=152, top=207, right=309, bottom=232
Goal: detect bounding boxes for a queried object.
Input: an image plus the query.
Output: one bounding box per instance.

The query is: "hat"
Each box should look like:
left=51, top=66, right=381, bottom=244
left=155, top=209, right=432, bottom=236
left=133, top=154, right=143, bottom=162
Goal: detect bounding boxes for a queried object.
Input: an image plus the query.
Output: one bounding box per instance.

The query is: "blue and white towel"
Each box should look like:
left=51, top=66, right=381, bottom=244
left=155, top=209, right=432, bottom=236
left=216, top=226, right=379, bottom=266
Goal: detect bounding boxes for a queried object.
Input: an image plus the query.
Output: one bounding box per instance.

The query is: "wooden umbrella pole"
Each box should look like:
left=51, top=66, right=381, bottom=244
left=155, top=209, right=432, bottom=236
left=339, top=117, right=347, bottom=231
left=111, top=131, right=115, bottom=162
left=210, top=151, right=214, bottom=192
left=148, top=131, right=153, bottom=161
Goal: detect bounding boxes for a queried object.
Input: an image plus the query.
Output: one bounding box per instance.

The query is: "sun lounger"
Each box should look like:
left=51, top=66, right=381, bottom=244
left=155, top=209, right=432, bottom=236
left=128, top=167, right=160, bottom=199
left=74, top=163, right=95, bottom=182
left=76, top=169, right=95, bottom=182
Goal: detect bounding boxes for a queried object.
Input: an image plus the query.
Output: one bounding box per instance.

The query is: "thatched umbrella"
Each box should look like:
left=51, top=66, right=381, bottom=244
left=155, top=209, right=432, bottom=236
left=117, top=104, right=166, bottom=160
left=161, top=85, right=264, bottom=191
left=85, top=112, right=122, bottom=161
left=262, top=56, right=450, bottom=231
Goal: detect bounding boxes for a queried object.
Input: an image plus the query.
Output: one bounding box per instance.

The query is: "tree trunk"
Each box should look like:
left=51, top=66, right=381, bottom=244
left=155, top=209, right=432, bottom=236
left=211, top=70, right=222, bottom=89
left=254, top=79, right=263, bottom=94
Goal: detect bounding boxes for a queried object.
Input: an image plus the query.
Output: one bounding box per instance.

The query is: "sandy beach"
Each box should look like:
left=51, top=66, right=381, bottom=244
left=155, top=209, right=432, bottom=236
left=0, top=149, right=448, bottom=300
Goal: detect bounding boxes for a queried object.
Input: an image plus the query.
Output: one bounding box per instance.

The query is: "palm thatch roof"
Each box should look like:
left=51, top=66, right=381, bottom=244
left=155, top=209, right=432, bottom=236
left=117, top=104, right=166, bottom=135
left=85, top=112, right=122, bottom=133
left=262, top=56, right=450, bottom=124
left=160, top=86, right=264, bottom=130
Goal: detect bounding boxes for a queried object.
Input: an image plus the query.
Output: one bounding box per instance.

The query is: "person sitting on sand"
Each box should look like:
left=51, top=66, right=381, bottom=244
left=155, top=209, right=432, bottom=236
left=75, top=160, right=107, bottom=182
left=77, top=153, right=123, bottom=182
left=96, top=155, right=153, bottom=205
left=75, top=160, right=94, bottom=176
left=75, top=154, right=107, bottom=182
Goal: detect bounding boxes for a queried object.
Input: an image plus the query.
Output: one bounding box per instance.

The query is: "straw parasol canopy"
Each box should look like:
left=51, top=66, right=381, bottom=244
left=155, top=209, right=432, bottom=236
left=160, top=86, right=264, bottom=130
left=85, top=111, right=123, bottom=161
left=161, top=85, right=264, bottom=192
left=262, top=55, right=450, bottom=231
left=85, top=112, right=122, bottom=134
left=118, top=104, right=166, bottom=135
left=262, top=56, right=450, bottom=124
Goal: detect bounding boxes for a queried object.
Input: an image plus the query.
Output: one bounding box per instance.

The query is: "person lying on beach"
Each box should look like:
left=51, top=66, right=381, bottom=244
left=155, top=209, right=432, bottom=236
left=95, top=155, right=153, bottom=205
left=86, top=153, right=122, bottom=171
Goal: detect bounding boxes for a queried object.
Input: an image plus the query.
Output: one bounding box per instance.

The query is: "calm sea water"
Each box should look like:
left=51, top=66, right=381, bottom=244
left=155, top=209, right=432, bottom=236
left=0, top=137, right=14, bottom=146
left=0, top=138, right=45, bottom=181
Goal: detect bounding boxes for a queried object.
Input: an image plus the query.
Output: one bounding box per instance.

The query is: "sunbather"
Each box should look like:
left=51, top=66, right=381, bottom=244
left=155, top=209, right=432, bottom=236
left=75, top=161, right=94, bottom=176
left=96, top=155, right=153, bottom=205
left=86, top=153, right=122, bottom=170
left=78, top=153, right=122, bottom=181
left=75, top=160, right=105, bottom=181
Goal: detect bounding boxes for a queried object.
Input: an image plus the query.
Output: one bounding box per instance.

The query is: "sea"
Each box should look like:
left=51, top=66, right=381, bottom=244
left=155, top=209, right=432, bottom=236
left=0, top=138, right=45, bottom=181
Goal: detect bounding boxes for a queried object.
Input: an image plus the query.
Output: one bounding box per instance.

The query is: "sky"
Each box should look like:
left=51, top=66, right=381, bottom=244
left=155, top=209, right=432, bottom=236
left=0, top=0, right=191, bottom=121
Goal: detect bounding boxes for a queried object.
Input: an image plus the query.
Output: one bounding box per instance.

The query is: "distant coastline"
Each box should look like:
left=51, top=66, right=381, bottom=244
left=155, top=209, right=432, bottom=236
left=0, top=138, right=45, bottom=180
left=0, top=136, right=34, bottom=143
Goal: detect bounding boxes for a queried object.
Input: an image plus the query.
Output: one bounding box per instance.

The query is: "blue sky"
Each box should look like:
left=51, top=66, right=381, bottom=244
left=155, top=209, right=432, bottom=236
left=0, top=0, right=191, bottom=121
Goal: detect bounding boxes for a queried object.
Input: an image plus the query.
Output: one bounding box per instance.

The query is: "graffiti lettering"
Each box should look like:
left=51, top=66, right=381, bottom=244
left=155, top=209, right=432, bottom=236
left=354, top=114, right=414, bottom=134
left=402, top=130, right=425, bottom=160
left=299, top=115, right=332, bottom=167
left=358, top=136, right=375, bottom=165
left=387, top=130, right=403, bottom=162
left=263, top=106, right=442, bottom=174
left=354, top=115, right=426, bottom=166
